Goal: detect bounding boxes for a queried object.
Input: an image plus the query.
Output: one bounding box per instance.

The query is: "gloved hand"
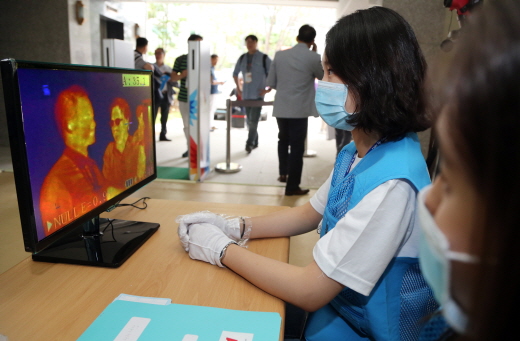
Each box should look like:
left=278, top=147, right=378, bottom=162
left=186, top=223, right=237, bottom=267
left=176, top=211, right=241, bottom=251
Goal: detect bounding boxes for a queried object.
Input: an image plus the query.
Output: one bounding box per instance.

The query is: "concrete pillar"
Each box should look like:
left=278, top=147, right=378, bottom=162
left=0, top=0, right=71, bottom=147
left=383, top=0, right=448, bottom=158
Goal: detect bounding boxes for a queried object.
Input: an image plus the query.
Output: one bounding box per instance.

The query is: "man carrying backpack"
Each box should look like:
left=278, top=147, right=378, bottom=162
left=232, top=35, right=272, bottom=154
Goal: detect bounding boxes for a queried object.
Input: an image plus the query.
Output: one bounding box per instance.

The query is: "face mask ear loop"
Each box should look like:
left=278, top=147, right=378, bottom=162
left=447, top=251, right=479, bottom=263
left=443, top=297, right=469, bottom=334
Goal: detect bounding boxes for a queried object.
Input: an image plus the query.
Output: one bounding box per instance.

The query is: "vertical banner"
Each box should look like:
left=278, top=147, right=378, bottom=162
left=187, top=41, right=211, bottom=181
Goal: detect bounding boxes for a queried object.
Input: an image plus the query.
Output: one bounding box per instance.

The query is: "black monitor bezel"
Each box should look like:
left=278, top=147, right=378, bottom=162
left=1, top=58, right=157, bottom=254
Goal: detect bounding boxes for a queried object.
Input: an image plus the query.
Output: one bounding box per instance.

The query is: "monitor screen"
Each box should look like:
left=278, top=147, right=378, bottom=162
left=1, top=59, right=159, bottom=267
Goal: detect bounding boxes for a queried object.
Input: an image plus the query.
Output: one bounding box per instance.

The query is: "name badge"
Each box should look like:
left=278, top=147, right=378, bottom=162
left=245, top=72, right=252, bottom=83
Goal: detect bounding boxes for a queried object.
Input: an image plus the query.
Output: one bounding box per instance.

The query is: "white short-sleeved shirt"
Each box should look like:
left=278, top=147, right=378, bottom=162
left=310, top=155, right=421, bottom=296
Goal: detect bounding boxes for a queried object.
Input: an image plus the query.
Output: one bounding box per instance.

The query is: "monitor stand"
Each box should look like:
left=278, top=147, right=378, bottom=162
left=32, top=216, right=159, bottom=268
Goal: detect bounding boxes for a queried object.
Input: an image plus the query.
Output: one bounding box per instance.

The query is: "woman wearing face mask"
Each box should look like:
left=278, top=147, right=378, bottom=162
left=417, top=1, right=520, bottom=340
left=177, top=7, right=434, bottom=340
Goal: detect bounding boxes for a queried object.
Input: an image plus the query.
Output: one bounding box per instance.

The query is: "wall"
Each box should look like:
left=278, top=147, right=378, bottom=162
left=89, top=1, right=147, bottom=66
left=0, top=0, right=147, bottom=148
left=383, top=0, right=446, bottom=67
left=383, top=0, right=447, bottom=157
left=0, top=0, right=70, bottom=147
left=69, top=0, right=93, bottom=65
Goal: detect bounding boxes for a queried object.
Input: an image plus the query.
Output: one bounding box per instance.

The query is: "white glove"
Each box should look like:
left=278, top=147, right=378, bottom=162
left=176, top=211, right=241, bottom=251
left=187, top=223, right=237, bottom=267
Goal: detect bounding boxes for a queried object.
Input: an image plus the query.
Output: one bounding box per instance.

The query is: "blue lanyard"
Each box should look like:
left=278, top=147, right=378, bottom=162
left=345, top=138, right=386, bottom=175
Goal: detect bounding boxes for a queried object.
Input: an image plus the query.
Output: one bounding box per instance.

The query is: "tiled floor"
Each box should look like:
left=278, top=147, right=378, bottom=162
left=154, top=113, right=336, bottom=188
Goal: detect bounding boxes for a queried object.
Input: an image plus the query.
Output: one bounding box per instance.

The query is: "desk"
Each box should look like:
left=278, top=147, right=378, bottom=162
left=0, top=198, right=290, bottom=340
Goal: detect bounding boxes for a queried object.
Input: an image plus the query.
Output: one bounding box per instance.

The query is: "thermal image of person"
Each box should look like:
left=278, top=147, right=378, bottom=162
left=134, top=104, right=152, bottom=179
left=141, top=98, right=155, bottom=172
left=141, top=98, right=153, bottom=131
left=39, top=85, right=106, bottom=236
left=102, top=98, right=141, bottom=196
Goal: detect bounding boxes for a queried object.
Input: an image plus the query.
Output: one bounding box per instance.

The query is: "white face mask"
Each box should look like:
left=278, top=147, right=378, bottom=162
left=417, top=185, right=478, bottom=334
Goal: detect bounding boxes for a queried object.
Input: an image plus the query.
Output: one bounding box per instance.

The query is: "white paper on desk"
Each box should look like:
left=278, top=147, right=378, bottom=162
left=114, top=317, right=150, bottom=341
left=114, top=293, right=171, bottom=305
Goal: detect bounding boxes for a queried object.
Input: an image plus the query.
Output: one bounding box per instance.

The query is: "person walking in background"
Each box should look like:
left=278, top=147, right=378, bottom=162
left=263, top=25, right=323, bottom=196
left=153, top=48, right=175, bottom=142
left=135, top=37, right=164, bottom=124
left=233, top=35, right=272, bottom=154
left=209, top=54, right=224, bottom=131
left=134, top=37, right=153, bottom=71
left=171, top=34, right=203, bottom=158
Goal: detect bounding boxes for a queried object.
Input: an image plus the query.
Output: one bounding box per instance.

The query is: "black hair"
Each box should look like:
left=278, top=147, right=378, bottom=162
left=325, top=7, right=429, bottom=141
left=136, top=37, right=148, bottom=49
left=188, top=34, right=203, bottom=41
left=211, top=54, right=218, bottom=59
left=297, top=24, right=316, bottom=43
left=245, top=35, right=258, bottom=42
left=434, top=1, right=520, bottom=339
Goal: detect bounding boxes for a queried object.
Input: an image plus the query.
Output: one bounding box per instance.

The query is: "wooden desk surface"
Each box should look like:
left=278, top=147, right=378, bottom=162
left=0, top=198, right=290, bottom=341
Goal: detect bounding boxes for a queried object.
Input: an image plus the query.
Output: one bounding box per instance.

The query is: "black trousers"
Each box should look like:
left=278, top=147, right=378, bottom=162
left=154, top=95, right=171, bottom=136
left=277, top=117, right=308, bottom=191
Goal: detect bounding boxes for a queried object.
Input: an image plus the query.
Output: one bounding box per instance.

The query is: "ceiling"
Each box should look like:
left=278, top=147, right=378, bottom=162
left=120, top=0, right=340, bottom=9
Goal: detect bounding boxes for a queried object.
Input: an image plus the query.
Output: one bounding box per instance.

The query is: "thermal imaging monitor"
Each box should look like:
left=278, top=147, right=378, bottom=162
left=1, top=59, right=159, bottom=267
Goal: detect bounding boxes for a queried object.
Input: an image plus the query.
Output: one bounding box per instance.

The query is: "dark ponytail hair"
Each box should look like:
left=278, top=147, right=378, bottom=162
left=325, top=7, right=429, bottom=141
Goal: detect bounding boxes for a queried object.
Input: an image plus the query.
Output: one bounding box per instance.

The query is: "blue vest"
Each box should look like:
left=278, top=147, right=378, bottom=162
left=312, top=133, right=437, bottom=341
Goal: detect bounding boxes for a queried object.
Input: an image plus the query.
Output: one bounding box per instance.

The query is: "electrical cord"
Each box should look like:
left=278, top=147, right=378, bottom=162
left=113, top=197, right=150, bottom=210
left=101, top=218, right=116, bottom=243
left=101, top=197, right=151, bottom=243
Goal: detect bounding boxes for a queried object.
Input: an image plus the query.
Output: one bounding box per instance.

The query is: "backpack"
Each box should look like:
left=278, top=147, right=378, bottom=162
left=238, top=53, right=268, bottom=77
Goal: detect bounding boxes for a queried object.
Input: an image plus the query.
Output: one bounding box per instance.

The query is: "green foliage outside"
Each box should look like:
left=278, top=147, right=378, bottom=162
left=144, top=3, right=336, bottom=71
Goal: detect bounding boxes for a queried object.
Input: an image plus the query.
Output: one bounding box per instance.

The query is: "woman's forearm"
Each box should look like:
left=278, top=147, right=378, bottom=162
left=249, top=202, right=322, bottom=239
left=222, top=244, right=343, bottom=312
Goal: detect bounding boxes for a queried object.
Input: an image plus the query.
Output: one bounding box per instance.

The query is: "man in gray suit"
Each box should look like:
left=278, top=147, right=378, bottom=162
left=264, top=25, right=324, bottom=196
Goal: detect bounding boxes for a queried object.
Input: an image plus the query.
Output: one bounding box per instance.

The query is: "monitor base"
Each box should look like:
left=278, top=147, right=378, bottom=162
left=33, top=218, right=159, bottom=268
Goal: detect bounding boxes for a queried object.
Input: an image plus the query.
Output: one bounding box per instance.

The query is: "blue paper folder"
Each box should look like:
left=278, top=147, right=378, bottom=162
left=78, top=300, right=281, bottom=341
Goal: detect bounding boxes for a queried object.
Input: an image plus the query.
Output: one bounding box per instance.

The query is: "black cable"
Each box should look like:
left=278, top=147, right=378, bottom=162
left=101, top=218, right=116, bottom=243
left=101, top=197, right=151, bottom=243
left=102, top=218, right=114, bottom=233
left=113, top=197, right=151, bottom=210
left=105, top=201, right=121, bottom=212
